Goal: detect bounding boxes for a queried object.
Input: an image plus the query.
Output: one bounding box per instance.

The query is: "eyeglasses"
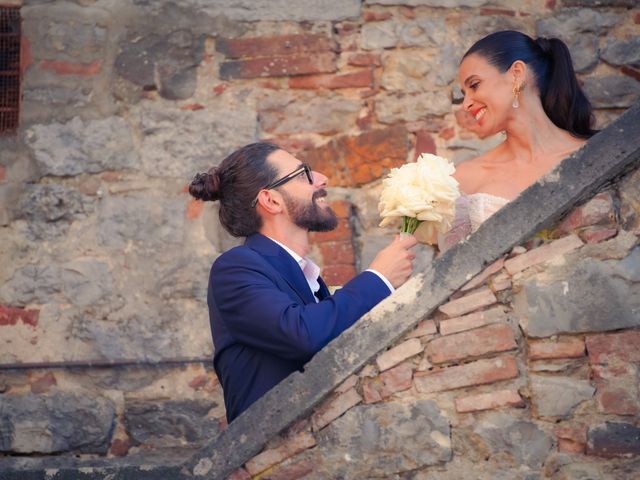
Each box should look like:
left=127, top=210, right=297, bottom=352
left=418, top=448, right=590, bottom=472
left=252, top=164, right=314, bottom=207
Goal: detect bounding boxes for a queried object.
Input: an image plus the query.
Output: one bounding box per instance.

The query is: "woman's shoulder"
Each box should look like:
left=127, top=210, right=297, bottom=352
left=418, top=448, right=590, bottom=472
left=453, top=149, right=502, bottom=193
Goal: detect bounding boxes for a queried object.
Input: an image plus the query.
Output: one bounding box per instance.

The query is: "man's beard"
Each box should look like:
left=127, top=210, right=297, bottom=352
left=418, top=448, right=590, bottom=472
left=281, top=189, right=338, bottom=232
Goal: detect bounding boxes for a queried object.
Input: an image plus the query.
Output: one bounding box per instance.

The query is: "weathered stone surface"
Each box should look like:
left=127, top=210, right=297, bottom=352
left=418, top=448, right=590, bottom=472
left=186, top=0, right=360, bottom=21
left=474, top=413, right=553, bottom=469
left=61, top=258, right=113, bottom=307
left=601, top=37, right=640, bottom=68
left=515, top=254, right=640, bottom=337
left=115, top=30, right=203, bottom=100
left=360, top=18, right=446, bottom=50
left=313, top=401, right=451, bottom=478
left=0, top=264, right=62, bottom=306
left=0, top=393, right=116, bottom=454
left=583, top=76, right=640, bottom=108
left=124, top=399, right=218, bottom=447
left=96, top=195, right=185, bottom=249
left=530, top=375, right=595, bottom=418
left=591, top=364, right=640, bottom=415
left=366, top=0, right=490, bottom=7
left=136, top=100, right=256, bottom=179
left=259, top=92, right=361, bottom=135
left=586, top=329, right=640, bottom=364
left=245, top=432, right=316, bottom=476
left=556, top=192, right=615, bottom=235
left=587, top=422, right=640, bottom=458
left=311, top=388, right=362, bottom=432
left=620, top=169, right=640, bottom=232
left=25, top=117, right=138, bottom=177
left=16, top=184, right=94, bottom=241
left=376, top=92, right=451, bottom=124
left=504, top=235, right=583, bottom=275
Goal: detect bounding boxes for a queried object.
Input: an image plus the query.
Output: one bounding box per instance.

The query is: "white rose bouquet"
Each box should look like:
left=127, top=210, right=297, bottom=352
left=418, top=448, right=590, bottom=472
left=378, top=153, right=460, bottom=245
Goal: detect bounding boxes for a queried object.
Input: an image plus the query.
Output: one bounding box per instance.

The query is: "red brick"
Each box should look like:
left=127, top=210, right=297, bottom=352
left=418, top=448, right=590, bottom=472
left=227, top=468, right=251, bottom=480
left=346, top=52, right=382, bottom=67
left=377, top=338, right=423, bottom=371
left=480, top=7, right=516, bottom=16
left=426, top=323, right=517, bottom=364
left=180, top=103, right=205, bottom=111
left=579, top=226, right=617, bottom=244
left=40, top=59, right=102, bottom=76
left=546, top=0, right=556, bottom=8
left=30, top=372, right=57, bottom=394
left=556, top=192, right=615, bottom=235
left=558, top=438, right=585, bottom=454
left=220, top=53, right=336, bottom=80
left=504, top=234, right=583, bottom=275
left=0, top=306, right=39, bottom=327
left=335, top=374, right=358, bottom=394
left=528, top=337, right=585, bottom=360
left=302, top=125, right=410, bottom=188
left=188, top=374, right=208, bottom=390
left=309, top=218, right=352, bottom=243
left=328, top=200, right=351, bottom=219
left=213, top=83, right=229, bottom=95
left=311, top=388, right=361, bottom=431
left=404, top=319, right=437, bottom=339
left=556, top=425, right=587, bottom=454
left=591, top=364, right=640, bottom=415
left=621, top=65, right=640, bottom=82
left=321, top=265, right=357, bottom=286
left=413, top=130, right=436, bottom=161
left=0, top=165, right=5, bottom=182
left=363, top=362, right=413, bottom=403
left=318, top=241, right=355, bottom=266
left=265, top=459, right=315, bottom=480
left=414, top=355, right=519, bottom=393
left=110, top=438, right=130, bottom=457
left=21, top=37, right=33, bottom=74
left=186, top=199, right=204, bottom=220
left=438, top=287, right=497, bottom=318
left=288, top=69, right=373, bottom=90
left=363, top=9, right=393, bottom=21
left=439, top=306, right=507, bottom=336
left=635, top=12, right=640, bottom=24
left=216, top=34, right=335, bottom=59
left=586, top=331, right=640, bottom=364
left=461, top=257, right=505, bottom=292
left=245, top=431, right=316, bottom=476
left=455, top=388, right=524, bottom=413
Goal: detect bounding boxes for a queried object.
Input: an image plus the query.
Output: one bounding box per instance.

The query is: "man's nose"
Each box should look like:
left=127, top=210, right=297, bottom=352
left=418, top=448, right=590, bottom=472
left=312, top=170, right=328, bottom=188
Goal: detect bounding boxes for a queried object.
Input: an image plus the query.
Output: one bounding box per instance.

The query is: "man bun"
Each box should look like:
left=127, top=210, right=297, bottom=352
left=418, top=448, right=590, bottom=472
left=189, top=171, right=220, bottom=201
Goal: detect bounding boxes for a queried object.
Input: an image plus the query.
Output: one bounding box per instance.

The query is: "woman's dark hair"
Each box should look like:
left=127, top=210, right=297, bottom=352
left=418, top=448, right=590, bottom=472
left=189, top=142, right=280, bottom=237
left=463, top=30, right=596, bottom=138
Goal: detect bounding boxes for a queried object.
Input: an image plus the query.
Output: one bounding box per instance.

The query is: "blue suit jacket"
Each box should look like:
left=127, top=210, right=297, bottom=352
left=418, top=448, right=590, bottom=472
left=208, top=233, right=391, bottom=422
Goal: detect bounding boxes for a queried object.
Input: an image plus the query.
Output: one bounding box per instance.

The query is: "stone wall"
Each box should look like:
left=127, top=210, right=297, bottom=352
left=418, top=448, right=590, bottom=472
left=0, top=0, right=639, bottom=474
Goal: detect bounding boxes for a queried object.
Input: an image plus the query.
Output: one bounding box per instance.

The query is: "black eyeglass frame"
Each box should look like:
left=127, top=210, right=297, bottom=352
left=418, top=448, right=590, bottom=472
left=251, top=163, right=314, bottom=207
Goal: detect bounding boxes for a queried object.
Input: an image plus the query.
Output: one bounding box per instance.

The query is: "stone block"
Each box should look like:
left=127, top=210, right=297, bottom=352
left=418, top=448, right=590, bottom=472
left=289, top=69, right=373, bottom=90
left=556, top=424, right=587, bottom=454
left=427, top=323, right=517, bottom=364
left=579, top=226, right=618, bottom=244
left=360, top=18, right=446, bottom=50
left=61, top=258, right=114, bottom=307
left=601, top=37, right=640, bottom=68
left=414, top=355, right=518, bottom=393
left=245, top=432, right=316, bottom=476
left=259, top=92, right=361, bottom=135
left=0, top=392, right=116, bottom=454
left=530, top=375, right=595, bottom=418
left=516, top=253, right=640, bottom=338
left=438, top=287, right=497, bottom=317
left=314, top=400, right=451, bottom=478
left=461, top=257, right=505, bottom=292
left=439, top=305, right=507, bottom=336
left=528, top=337, right=585, bottom=360
left=591, top=364, right=640, bottom=415
left=220, top=52, right=337, bottom=80
left=619, top=169, right=640, bottom=232
left=455, top=388, right=524, bottom=413
left=26, top=116, right=138, bottom=177
left=1, top=264, right=62, bottom=306
left=194, top=0, right=360, bottom=21
left=377, top=338, right=423, bottom=371
left=586, top=330, right=640, bottom=364
left=583, top=75, right=640, bottom=108
left=301, top=125, right=410, bottom=187
left=311, top=388, right=362, bottom=432
left=376, top=91, right=451, bottom=124
left=504, top=234, right=583, bottom=275
left=474, top=412, right=553, bottom=469
left=587, top=422, right=640, bottom=458
left=217, top=34, right=335, bottom=59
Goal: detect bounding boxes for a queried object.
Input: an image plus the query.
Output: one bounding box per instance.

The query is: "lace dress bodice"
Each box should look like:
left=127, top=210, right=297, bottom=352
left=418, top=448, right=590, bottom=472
left=438, top=193, right=509, bottom=252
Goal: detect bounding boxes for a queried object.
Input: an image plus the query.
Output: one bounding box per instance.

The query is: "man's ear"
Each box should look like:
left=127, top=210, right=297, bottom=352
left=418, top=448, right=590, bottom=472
left=256, top=189, right=284, bottom=215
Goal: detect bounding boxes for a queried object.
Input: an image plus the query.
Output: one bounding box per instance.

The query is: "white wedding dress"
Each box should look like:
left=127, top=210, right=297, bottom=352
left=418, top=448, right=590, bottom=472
left=438, top=193, right=510, bottom=252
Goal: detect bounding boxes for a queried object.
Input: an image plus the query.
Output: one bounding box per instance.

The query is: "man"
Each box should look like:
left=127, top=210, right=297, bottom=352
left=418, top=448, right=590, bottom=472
left=189, top=142, right=417, bottom=422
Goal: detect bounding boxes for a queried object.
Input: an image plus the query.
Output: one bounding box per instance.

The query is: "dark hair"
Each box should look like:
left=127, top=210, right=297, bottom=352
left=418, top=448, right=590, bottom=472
left=189, top=142, right=280, bottom=237
left=463, top=30, right=596, bottom=139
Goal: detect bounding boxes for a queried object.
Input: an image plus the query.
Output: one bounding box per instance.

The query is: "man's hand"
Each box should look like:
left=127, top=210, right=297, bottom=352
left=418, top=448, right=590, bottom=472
left=369, top=234, right=418, bottom=289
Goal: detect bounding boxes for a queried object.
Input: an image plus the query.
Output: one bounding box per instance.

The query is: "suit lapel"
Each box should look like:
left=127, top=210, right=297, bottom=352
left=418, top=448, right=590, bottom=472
left=316, top=276, right=330, bottom=301
left=245, top=234, right=317, bottom=305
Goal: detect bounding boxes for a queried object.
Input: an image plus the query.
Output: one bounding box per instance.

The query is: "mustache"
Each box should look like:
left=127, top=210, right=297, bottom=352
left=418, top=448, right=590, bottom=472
left=312, top=189, right=327, bottom=201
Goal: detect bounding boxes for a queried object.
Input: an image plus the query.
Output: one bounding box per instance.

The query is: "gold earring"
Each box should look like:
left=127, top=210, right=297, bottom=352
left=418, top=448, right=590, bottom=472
left=512, top=82, right=525, bottom=109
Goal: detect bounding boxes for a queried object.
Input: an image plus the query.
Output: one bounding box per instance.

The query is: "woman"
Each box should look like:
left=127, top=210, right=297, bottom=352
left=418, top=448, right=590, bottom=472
left=439, top=30, right=596, bottom=251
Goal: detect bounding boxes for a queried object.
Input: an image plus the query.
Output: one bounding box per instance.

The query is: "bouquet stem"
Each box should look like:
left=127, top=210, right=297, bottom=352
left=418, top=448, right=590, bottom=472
left=401, top=216, right=421, bottom=234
